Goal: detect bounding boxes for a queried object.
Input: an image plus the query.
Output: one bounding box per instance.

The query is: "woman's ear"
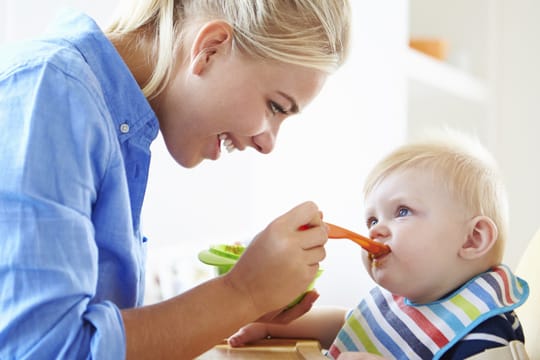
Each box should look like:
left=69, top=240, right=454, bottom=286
left=189, top=20, right=233, bottom=75
left=459, top=216, right=498, bottom=260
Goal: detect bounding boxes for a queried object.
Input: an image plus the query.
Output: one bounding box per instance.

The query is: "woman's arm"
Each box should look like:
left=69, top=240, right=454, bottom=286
left=123, top=201, right=329, bottom=359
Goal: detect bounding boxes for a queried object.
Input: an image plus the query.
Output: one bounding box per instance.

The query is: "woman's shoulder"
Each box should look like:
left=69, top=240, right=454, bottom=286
left=0, top=37, right=98, bottom=95
left=0, top=36, right=118, bottom=171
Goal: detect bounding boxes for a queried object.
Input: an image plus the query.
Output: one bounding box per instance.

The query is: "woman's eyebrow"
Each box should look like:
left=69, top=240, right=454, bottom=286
left=278, top=91, right=299, bottom=114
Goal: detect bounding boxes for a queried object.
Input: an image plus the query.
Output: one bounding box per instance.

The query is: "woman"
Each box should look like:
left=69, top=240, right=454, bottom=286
left=0, top=0, right=350, bottom=358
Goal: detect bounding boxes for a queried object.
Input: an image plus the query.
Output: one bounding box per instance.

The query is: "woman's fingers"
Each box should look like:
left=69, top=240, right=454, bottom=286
left=262, top=290, right=320, bottom=324
left=226, top=201, right=327, bottom=315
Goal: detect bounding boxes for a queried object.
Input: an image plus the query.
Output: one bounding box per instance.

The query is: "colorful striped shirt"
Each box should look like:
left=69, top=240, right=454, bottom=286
left=327, top=264, right=528, bottom=359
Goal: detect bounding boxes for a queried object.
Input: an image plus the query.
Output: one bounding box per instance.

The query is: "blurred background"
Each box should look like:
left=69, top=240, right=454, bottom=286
left=2, top=0, right=539, bottom=308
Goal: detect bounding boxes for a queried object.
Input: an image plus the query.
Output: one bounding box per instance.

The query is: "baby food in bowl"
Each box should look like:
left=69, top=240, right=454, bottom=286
left=198, top=244, right=322, bottom=307
left=198, top=244, right=245, bottom=275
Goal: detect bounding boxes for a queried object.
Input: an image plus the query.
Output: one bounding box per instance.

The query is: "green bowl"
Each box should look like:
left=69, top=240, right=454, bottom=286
left=198, top=244, right=245, bottom=275
left=287, top=269, right=323, bottom=308
left=198, top=244, right=323, bottom=307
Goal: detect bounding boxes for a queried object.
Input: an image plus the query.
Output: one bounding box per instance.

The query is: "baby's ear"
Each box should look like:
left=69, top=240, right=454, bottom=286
left=459, top=216, right=498, bottom=260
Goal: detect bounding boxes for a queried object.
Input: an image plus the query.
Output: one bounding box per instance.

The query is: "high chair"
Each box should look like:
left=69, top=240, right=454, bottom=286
left=515, top=227, right=540, bottom=357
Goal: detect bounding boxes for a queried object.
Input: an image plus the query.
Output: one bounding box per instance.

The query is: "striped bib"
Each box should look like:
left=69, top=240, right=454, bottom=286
left=327, top=264, right=528, bottom=360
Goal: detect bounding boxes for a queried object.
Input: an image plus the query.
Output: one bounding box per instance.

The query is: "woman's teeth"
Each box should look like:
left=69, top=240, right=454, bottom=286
left=219, top=133, right=236, bottom=153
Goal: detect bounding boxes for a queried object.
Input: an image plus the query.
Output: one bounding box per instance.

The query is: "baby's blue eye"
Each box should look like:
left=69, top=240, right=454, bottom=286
left=397, top=207, right=410, bottom=217
left=366, top=217, right=378, bottom=228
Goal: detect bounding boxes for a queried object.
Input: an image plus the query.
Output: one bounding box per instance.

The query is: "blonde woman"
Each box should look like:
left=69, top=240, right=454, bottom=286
left=0, top=0, right=351, bottom=358
left=229, top=131, right=529, bottom=359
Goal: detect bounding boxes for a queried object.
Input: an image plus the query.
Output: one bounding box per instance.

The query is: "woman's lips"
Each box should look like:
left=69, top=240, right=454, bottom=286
left=207, top=135, right=221, bottom=160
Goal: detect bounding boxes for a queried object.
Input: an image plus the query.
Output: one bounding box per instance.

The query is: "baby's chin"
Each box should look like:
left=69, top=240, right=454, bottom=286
left=366, top=262, right=396, bottom=290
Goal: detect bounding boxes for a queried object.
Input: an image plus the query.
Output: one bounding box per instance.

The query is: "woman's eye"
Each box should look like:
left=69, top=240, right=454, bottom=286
left=269, top=101, right=287, bottom=116
left=397, top=207, right=411, bottom=217
left=366, top=217, right=378, bottom=229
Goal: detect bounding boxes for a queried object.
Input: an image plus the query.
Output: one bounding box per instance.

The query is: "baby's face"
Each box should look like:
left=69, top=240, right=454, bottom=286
left=363, top=168, right=471, bottom=303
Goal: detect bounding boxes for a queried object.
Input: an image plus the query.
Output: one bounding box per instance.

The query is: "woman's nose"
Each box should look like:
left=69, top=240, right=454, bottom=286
left=252, top=128, right=278, bottom=154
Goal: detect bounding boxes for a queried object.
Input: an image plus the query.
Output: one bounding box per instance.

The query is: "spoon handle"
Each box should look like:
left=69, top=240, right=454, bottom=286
left=325, top=222, right=391, bottom=257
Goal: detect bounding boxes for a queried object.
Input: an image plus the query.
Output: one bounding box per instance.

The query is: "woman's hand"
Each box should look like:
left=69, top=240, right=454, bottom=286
left=224, top=201, right=326, bottom=318
left=255, top=290, right=319, bottom=324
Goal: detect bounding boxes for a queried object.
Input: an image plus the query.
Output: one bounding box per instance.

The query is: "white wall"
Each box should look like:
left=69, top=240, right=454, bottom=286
left=1, top=0, right=407, bottom=308
left=495, top=0, right=540, bottom=268
left=2, top=0, right=539, bottom=308
left=0, top=0, right=113, bottom=42
left=142, top=1, right=408, bottom=307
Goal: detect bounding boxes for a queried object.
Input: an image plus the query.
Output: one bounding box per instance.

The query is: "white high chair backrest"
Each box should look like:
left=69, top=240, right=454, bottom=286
left=515, top=227, right=540, bottom=357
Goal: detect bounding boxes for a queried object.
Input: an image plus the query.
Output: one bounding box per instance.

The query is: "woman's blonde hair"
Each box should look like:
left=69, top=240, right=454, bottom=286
left=363, top=129, right=509, bottom=262
left=106, top=0, right=351, bottom=99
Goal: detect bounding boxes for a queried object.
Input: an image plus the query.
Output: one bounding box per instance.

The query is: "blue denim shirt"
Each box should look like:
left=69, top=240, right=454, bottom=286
left=0, top=11, right=159, bottom=359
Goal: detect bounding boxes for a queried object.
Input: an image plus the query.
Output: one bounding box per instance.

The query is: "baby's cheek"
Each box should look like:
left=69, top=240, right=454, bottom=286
left=361, top=252, right=372, bottom=272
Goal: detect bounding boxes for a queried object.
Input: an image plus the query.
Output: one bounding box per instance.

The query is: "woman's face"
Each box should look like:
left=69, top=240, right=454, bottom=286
left=362, top=168, right=471, bottom=304
left=152, top=28, right=327, bottom=168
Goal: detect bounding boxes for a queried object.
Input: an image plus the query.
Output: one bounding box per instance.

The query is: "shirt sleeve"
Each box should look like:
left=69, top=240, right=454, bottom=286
left=0, top=50, right=126, bottom=359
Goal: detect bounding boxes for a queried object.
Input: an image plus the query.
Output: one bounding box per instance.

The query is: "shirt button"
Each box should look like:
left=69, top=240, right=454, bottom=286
left=120, top=123, right=130, bottom=133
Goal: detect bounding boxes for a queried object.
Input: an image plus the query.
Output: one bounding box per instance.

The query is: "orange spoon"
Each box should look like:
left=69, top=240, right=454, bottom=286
left=325, top=222, right=391, bottom=257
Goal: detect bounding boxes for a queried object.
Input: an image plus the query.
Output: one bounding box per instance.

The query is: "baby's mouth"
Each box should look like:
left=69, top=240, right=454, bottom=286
left=369, top=251, right=389, bottom=266
left=219, top=133, right=236, bottom=153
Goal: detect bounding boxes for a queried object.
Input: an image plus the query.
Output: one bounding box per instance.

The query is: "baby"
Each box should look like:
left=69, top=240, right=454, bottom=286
left=228, top=131, right=529, bottom=359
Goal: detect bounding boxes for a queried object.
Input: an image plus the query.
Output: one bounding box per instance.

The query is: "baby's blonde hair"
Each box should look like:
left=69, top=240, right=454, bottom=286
left=363, top=130, right=508, bottom=262
left=107, top=0, right=351, bottom=99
